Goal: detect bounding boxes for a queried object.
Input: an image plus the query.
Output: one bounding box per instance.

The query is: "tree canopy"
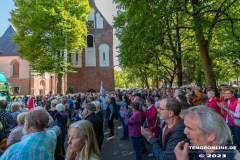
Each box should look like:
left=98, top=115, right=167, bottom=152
left=10, top=0, right=90, bottom=93
left=114, top=0, right=240, bottom=89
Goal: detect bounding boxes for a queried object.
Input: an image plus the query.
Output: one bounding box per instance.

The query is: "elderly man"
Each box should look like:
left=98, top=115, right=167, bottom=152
left=1, top=109, right=57, bottom=159
left=141, top=98, right=186, bottom=160
left=82, top=103, right=104, bottom=152
left=174, top=105, right=238, bottom=160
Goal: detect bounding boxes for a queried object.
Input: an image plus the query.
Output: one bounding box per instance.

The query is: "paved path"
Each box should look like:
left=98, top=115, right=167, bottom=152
left=101, top=120, right=152, bottom=160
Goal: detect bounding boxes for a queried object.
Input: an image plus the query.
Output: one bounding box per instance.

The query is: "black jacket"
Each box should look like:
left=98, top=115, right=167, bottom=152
left=149, top=118, right=187, bottom=160
left=85, top=113, right=104, bottom=151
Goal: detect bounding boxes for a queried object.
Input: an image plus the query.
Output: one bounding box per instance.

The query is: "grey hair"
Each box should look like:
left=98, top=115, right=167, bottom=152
left=183, top=105, right=232, bottom=145
left=17, top=112, right=28, bottom=125
left=207, top=91, right=215, bottom=97
left=56, top=103, right=65, bottom=112
left=175, top=89, right=185, bottom=96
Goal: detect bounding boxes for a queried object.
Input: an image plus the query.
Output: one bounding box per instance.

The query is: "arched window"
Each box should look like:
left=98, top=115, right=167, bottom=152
left=87, top=35, right=94, bottom=48
left=99, top=44, right=110, bottom=67
left=85, top=35, right=96, bottom=67
left=96, top=13, right=103, bottom=29
left=10, top=59, right=19, bottom=78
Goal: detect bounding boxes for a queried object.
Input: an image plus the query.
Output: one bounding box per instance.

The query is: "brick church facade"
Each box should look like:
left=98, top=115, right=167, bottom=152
left=0, top=0, right=114, bottom=95
left=67, top=0, right=114, bottom=92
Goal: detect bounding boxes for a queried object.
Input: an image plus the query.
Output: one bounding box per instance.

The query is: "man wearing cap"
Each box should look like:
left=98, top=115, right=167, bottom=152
left=82, top=103, right=104, bottom=152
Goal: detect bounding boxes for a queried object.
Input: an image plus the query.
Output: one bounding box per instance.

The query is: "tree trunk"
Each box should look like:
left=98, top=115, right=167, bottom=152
left=176, top=14, right=183, bottom=87
left=199, top=39, right=218, bottom=96
left=145, top=78, right=149, bottom=89
left=57, top=74, right=63, bottom=94
left=156, top=76, right=159, bottom=88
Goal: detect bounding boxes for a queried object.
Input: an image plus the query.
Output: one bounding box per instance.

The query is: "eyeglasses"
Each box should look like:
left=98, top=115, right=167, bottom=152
left=158, top=107, right=168, bottom=111
left=224, top=92, right=232, bottom=94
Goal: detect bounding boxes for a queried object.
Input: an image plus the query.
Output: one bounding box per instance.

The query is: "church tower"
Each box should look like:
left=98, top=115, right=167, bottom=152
left=67, top=0, right=114, bottom=92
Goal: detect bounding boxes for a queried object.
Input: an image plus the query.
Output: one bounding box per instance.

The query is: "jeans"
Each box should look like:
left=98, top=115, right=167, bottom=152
left=102, top=110, right=108, bottom=129
left=131, top=136, right=142, bottom=160
left=120, top=117, right=128, bottom=137
left=140, top=135, right=146, bottom=151
left=108, top=117, right=114, bottom=135
left=229, top=126, right=240, bottom=151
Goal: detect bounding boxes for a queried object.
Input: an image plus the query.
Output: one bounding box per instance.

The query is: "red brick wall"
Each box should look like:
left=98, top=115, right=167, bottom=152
left=7, top=78, right=30, bottom=95
left=67, top=2, right=115, bottom=93
left=67, top=67, right=114, bottom=93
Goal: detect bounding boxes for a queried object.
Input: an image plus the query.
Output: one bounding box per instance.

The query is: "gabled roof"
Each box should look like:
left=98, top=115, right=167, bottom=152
left=89, top=0, right=113, bottom=30
left=0, top=25, right=19, bottom=56
left=2, top=25, right=16, bottom=38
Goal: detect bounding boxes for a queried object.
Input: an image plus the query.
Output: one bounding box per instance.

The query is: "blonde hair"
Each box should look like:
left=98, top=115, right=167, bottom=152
left=66, top=120, right=100, bottom=160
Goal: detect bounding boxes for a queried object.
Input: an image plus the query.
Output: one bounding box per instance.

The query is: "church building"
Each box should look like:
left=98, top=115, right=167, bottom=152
left=0, top=0, right=114, bottom=95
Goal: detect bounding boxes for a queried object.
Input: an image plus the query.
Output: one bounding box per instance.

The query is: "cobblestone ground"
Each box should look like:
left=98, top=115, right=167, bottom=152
left=101, top=120, right=152, bottom=160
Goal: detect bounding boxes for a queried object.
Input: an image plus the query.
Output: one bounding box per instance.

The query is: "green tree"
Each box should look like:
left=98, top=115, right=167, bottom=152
left=185, top=0, right=240, bottom=94
left=10, top=0, right=90, bottom=94
left=114, top=0, right=240, bottom=91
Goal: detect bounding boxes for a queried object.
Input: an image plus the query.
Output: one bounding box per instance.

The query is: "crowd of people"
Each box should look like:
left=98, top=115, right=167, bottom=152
left=0, top=84, right=239, bottom=160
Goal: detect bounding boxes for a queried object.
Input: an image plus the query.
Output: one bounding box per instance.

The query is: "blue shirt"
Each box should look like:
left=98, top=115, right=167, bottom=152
left=1, top=130, right=56, bottom=160
left=116, top=101, right=127, bottom=118
left=101, top=96, right=109, bottom=110
left=67, top=99, right=74, bottom=118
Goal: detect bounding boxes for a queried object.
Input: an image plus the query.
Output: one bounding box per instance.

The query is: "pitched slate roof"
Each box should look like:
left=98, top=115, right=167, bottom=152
left=0, top=25, right=19, bottom=56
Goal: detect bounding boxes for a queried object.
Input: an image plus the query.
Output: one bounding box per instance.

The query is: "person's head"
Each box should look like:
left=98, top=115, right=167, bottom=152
left=23, top=108, right=49, bottom=135
left=224, top=88, right=235, bottom=99
left=51, top=99, right=59, bottom=108
left=183, top=105, right=232, bottom=147
left=82, top=103, right=96, bottom=118
left=66, top=120, right=100, bottom=160
left=61, top=98, right=67, bottom=105
left=207, top=91, right=215, bottom=99
left=133, top=93, right=141, bottom=102
left=108, top=97, right=116, bottom=104
left=130, top=102, right=140, bottom=111
left=10, top=102, right=20, bottom=112
left=154, top=95, right=160, bottom=102
left=17, top=112, right=28, bottom=125
left=186, top=88, right=192, bottom=94
left=166, top=89, right=171, bottom=95
left=0, top=100, right=8, bottom=110
left=45, top=100, right=51, bottom=110
left=220, top=84, right=227, bottom=91
left=74, top=101, right=81, bottom=110
left=56, top=103, right=65, bottom=112
left=146, top=97, right=154, bottom=106
left=175, top=95, right=191, bottom=110
left=19, top=102, right=26, bottom=109
left=174, top=89, right=184, bottom=97
left=157, top=98, right=181, bottom=121
left=175, top=94, right=188, bottom=103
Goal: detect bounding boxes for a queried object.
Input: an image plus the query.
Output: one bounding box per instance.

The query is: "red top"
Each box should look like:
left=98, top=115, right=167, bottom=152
left=144, top=105, right=160, bottom=137
left=163, top=118, right=181, bottom=147
left=222, top=96, right=238, bottom=126
left=205, top=97, right=221, bottom=114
